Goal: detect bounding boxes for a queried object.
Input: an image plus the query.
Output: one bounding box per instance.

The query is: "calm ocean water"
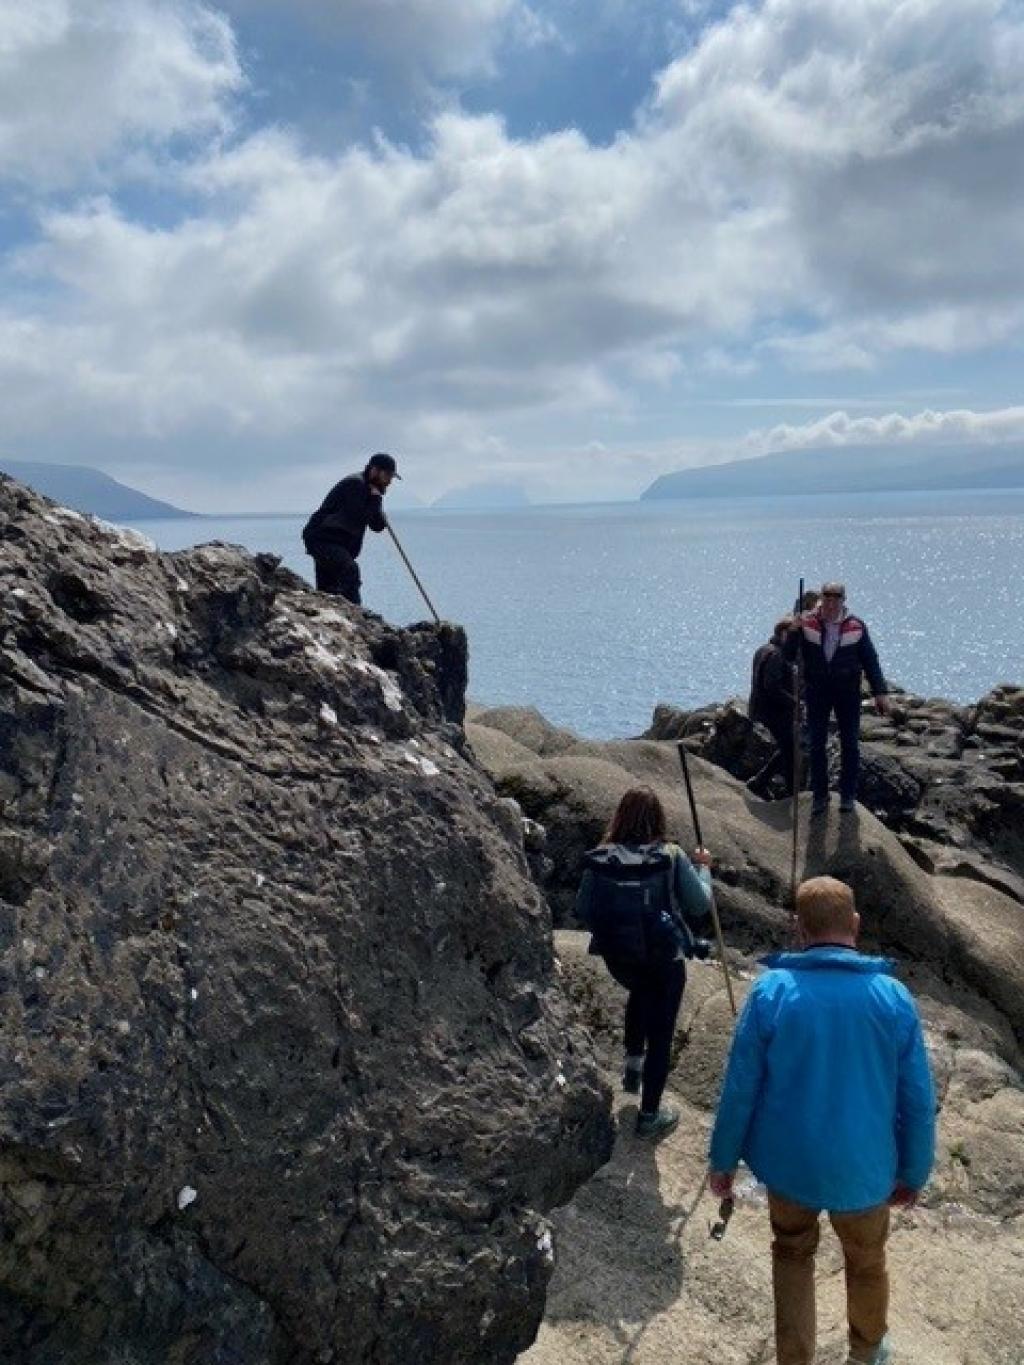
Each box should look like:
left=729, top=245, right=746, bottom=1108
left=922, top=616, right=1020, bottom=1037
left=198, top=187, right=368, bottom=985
left=131, top=490, right=1024, bottom=739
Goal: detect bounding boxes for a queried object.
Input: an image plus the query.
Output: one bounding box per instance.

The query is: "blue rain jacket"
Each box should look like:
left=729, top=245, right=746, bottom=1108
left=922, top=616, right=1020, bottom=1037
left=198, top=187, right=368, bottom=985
left=709, top=947, right=935, bottom=1212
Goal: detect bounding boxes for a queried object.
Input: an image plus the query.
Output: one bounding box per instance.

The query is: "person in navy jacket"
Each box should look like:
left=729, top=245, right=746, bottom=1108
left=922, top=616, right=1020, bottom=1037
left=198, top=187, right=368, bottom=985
left=708, top=876, right=935, bottom=1365
left=785, top=581, right=888, bottom=815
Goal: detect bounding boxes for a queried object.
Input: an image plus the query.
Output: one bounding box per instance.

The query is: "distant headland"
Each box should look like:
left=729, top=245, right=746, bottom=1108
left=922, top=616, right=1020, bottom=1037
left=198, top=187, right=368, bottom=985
left=0, top=460, right=197, bottom=521
left=642, top=442, right=1024, bottom=500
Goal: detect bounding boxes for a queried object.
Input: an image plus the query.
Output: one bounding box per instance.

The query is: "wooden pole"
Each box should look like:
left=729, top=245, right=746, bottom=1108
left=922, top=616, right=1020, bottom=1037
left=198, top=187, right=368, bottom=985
left=386, top=521, right=441, bottom=624
left=790, top=577, right=804, bottom=910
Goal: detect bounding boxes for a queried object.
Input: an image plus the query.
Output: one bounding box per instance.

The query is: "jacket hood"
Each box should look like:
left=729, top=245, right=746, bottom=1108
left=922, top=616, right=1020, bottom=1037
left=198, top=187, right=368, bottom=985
left=758, top=946, right=896, bottom=975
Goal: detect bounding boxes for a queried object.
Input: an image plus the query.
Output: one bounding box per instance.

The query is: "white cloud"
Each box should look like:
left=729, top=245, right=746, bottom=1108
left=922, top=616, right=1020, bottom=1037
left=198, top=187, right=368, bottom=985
left=0, top=0, right=242, bottom=188
left=742, top=404, right=1024, bottom=457
left=649, top=0, right=1024, bottom=323
left=2, top=0, right=1024, bottom=507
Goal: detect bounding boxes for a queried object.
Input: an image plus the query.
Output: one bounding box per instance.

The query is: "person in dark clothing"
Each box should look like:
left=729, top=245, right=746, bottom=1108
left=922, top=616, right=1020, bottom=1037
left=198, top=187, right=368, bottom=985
left=576, top=788, right=714, bottom=1139
left=302, top=453, right=400, bottom=605
left=798, top=588, right=821, bottom=614
left=747, top=615, right=797, bottom=799
left=784, top=582, right=888, bottom=816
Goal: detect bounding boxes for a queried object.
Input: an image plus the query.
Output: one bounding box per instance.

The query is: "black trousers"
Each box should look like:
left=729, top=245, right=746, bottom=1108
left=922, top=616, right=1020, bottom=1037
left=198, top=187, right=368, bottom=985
left=807, top=683, right=861, bottom=802
left=604, top=957, right=686, bottom=1114
left=750, top=708, right=796, bottom=796
left=311, top=544, right=361, bottom=605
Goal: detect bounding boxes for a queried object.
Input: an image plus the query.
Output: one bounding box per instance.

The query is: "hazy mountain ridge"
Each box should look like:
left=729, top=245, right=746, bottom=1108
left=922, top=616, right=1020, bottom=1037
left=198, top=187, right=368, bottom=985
left=642, top=443, right=1024, bottom=500
left=433, top=481, right=531, bottom=509
left=1, top=461, right=196, bottom=521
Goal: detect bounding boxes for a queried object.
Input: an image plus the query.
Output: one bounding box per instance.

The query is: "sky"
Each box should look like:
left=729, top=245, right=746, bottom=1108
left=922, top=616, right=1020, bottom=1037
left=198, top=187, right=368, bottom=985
left=1, top=0, right=1023, bottom=512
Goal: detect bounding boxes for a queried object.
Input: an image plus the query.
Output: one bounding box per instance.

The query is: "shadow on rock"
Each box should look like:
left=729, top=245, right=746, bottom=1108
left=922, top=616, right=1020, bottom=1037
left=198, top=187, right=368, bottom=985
left=541, top=1104, right=702, bottom=1348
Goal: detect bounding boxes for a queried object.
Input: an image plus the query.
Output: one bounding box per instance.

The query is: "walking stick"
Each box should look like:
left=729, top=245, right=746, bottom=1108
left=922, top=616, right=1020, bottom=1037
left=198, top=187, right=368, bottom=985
left=385, top=521, right=441, bottom=624
left=675, top=742, right=737, bottom=1017
left=790, top=578, right=804, bottom=910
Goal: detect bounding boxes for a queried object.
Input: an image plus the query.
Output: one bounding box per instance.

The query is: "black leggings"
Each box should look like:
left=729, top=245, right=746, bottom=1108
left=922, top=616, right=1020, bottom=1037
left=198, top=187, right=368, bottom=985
left=605, top=958, right=686, bottom=1114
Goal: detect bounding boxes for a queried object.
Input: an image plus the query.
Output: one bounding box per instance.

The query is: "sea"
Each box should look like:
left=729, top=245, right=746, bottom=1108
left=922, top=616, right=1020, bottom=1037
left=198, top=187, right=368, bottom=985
left=129, top=489, right=1024, bottom=739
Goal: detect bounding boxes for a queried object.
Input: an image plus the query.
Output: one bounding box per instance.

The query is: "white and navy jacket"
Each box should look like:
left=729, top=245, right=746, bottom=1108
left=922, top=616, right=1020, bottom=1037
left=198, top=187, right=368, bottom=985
left=784, top=611, right=887, bottom=697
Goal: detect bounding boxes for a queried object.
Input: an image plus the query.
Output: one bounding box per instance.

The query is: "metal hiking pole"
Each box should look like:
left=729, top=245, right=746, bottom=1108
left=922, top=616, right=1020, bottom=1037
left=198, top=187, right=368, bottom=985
left=385, top=521, right=441, bottom=624
left=710, top=1196, right=735, bottom=1242
left=675, top=742, right=737, bottom=1017
left=790, top=577, right=804, bottom=911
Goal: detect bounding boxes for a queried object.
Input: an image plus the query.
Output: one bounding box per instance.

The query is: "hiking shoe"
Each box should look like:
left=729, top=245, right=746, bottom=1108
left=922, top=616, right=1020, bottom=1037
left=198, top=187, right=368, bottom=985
left=848, top=1335, right=892, bottom=1365
left=622, top=1063, right=642, bottom=1095
left=635, top=1106, right=679, bottom=1139
left=839, top=796, right=857, bottom=813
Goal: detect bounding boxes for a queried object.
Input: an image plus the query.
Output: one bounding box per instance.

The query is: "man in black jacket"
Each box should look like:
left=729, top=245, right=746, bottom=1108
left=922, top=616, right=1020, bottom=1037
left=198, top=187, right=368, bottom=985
left=302, top=453, right=400, bottom=605
left=747, top=615, right=796, bottom=799
left=785, top=582, right=888, bottom=816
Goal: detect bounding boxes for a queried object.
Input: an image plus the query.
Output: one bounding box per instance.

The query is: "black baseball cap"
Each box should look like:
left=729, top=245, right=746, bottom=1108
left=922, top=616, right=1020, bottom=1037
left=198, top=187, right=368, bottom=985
left=367, top=452, right=401, bottom=479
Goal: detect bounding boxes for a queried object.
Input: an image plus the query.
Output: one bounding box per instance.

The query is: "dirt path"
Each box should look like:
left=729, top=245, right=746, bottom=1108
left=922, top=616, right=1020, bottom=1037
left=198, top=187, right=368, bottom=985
left=521, top=936, right=1024, bottom=1365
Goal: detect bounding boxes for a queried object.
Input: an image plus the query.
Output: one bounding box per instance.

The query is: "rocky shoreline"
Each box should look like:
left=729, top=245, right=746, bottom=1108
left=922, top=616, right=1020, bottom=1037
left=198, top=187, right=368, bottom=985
left=3, top=467, right=1023, bottom=1365
left=465, top=696, right=1024, bottom=1365
left=468, top=679, right=1024, bottom=926
left=644, top=684, right=1024, bottom=903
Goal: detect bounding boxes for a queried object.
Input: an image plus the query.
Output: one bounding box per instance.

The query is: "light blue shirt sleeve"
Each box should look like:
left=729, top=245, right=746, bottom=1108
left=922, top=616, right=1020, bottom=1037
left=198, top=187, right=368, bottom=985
left=671, top=848, right=713, bottom=927
left=708, top=985, right=768, bottom=1172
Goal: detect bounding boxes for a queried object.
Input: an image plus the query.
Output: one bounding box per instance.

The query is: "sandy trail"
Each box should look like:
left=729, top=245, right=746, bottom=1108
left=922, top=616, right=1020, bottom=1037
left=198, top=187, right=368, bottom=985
left=521, top=936, right=1024, bottom=1365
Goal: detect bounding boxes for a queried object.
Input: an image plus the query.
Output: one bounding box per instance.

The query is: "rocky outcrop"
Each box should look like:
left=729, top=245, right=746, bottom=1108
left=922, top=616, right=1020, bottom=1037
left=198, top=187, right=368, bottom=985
left=0, top=476, right=612, bottom=1365
left=643, top=688, right=1024, bottom=901
left=467, top=705, right=1024, bottom=1362
left=468, top=708, right=1024, bottom=1052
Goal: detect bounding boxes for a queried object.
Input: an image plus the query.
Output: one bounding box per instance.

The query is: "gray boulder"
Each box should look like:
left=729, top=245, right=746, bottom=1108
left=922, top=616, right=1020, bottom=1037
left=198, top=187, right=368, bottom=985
left=471, top=705, right=579, bottom=757
left=0, top=475, right=612, bottom=1365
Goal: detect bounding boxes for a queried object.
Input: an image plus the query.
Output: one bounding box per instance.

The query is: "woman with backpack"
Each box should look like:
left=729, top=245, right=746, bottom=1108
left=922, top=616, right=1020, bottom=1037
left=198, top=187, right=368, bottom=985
left=577, top=787, right=714, bottom=1139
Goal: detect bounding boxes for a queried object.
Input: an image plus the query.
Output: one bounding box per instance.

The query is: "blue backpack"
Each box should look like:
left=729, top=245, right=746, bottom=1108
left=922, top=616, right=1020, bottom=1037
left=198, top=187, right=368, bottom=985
left=582, top=843, right=692, bottom=965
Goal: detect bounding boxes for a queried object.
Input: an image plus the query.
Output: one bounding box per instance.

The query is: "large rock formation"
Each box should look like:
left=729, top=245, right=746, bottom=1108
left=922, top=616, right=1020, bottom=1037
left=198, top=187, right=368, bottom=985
left=0, top=476, right=612, bottom=1365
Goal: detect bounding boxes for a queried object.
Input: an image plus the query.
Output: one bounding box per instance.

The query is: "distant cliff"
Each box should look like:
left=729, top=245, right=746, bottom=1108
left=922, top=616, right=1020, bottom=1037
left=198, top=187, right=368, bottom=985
left=642, top=443, right=1024, bottom=500
left=0, top=460, right=196, bottom=520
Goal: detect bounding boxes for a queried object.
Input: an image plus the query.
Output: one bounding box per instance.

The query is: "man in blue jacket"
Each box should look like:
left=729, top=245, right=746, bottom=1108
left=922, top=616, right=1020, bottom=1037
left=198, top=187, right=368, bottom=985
left=785, top=582, right=888, bottom=815
left=708, top=876, right=935, bottom=1365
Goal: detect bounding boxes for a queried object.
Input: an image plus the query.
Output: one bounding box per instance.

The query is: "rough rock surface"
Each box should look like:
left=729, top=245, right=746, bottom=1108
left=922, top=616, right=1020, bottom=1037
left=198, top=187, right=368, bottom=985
left=0, top=475, right=612, bottom=1365
left=643, top=688, right=1024, bottom=900
left=522, top=933, right=1024, bottom=1365
left=465, top=704, right=1024, bottom=1363
left=468, top=708, right=1024, bottom=1050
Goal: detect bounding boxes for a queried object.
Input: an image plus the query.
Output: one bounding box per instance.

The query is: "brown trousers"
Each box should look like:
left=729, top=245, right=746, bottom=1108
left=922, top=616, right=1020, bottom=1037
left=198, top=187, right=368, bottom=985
left=768, top=1192, right=889, bottom=1364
